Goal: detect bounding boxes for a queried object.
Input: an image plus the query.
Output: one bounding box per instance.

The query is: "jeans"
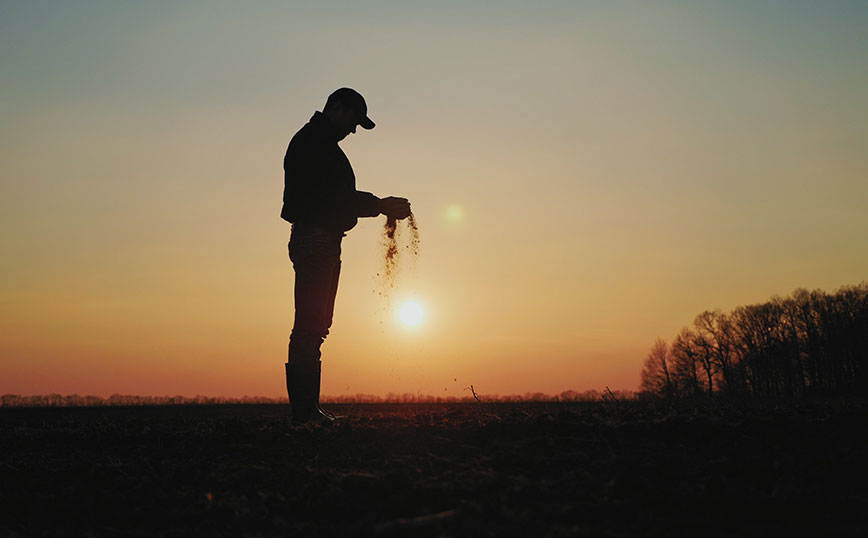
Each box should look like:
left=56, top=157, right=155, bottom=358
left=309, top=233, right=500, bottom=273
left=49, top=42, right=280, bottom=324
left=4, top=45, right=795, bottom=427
left=287, top=226, right=343, bottom=369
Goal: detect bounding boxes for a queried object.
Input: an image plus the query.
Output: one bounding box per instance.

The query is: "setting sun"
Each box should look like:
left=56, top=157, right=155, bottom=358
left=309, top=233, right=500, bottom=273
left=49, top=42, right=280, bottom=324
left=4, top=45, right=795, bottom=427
left=397, top=301, right=425, bottom=327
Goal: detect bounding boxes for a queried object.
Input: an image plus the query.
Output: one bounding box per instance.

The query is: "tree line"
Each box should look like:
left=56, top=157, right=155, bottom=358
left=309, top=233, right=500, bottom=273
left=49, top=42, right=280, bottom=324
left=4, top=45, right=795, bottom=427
left=2, top=389, right=637, bottom=407
left=0, top=394, right=280, bottom=407
left=640, top=283, right=868, bottom=399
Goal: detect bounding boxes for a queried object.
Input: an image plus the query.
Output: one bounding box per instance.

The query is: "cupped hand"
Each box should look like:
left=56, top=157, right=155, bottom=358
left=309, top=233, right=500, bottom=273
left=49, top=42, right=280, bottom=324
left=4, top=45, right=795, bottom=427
left=379, top=196, right=411, bottom=220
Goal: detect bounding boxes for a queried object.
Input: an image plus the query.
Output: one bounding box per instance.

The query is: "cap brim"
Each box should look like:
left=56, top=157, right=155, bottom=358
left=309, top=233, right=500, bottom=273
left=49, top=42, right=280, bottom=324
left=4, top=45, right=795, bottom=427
left=359, top=116, right=375, bottom=130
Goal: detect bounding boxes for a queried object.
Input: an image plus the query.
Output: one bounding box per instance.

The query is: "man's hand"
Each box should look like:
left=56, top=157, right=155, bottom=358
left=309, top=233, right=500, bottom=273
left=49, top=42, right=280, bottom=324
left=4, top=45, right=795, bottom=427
left=379, top=196, right=411, bottom=220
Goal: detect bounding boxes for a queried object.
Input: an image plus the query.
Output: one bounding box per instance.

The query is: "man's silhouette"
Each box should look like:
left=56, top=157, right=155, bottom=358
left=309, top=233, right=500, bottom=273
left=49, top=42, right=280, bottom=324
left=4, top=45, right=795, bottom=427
left=281, top=88, right=410, bottom=424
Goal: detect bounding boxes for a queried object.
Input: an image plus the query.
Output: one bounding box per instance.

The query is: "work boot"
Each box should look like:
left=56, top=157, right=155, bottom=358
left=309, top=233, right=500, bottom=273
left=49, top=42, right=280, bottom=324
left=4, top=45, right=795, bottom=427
left=312, top=362, right=343, bottom=422
left=285, top=361, right=316, bottom=424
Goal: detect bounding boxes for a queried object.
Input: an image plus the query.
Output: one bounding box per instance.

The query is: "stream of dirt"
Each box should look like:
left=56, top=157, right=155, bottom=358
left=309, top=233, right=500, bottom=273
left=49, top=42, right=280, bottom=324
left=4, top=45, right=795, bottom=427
left=378, top=212, right=420, bottom=302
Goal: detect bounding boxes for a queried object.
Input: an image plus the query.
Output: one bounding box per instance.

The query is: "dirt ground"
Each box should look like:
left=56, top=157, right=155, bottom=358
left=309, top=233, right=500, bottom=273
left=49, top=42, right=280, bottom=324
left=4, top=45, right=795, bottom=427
left=1, top=400, right=866, bottom=537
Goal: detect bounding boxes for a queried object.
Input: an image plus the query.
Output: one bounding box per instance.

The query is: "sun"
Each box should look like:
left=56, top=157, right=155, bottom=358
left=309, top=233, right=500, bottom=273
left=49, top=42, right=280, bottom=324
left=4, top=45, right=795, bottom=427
left=397, top=300, right=425, bottom=327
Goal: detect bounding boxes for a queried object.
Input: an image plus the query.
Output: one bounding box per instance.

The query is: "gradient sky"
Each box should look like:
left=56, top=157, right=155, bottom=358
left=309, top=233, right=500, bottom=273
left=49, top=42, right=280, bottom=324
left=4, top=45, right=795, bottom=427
left=2, top=1, right=867, bottom=398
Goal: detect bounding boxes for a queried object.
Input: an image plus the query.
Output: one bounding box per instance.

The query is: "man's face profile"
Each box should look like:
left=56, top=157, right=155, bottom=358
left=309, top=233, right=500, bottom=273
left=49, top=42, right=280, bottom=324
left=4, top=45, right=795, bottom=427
left=329, top=102, right=360, bottom=141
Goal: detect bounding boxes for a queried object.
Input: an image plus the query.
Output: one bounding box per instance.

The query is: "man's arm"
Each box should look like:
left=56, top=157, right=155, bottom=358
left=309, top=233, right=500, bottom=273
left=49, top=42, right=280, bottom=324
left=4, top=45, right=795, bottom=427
left=354, top=192, right=411, bottom=220
left=353, top=191, right=381, bottom=218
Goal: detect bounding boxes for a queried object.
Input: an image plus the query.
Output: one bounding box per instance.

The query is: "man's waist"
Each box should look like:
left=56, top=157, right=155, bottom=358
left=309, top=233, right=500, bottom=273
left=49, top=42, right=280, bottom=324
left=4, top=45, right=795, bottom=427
left=290, top=223, right=347, bottom=238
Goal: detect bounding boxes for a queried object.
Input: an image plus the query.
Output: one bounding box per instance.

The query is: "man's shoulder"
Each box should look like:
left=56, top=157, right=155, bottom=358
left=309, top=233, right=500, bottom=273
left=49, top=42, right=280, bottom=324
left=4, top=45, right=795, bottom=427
left=288, top=120, right=329, bottom=151
left=289, top=121, right=314, bottom=144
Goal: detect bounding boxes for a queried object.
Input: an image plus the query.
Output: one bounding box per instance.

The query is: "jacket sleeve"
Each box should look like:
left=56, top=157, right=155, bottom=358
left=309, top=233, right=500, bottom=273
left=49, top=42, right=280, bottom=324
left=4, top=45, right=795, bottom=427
left=353, top=190, right=381, bottom=218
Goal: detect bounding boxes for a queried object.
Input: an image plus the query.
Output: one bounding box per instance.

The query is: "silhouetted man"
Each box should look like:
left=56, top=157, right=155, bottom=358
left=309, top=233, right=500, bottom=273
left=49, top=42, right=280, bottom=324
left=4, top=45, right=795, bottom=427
left=281, top=88, right=411, bottom=424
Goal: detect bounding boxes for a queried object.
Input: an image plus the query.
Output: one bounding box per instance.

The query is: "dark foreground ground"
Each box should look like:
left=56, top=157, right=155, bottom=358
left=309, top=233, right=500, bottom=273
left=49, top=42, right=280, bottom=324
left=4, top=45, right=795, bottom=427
left=1, top=400, right=867, bottom=537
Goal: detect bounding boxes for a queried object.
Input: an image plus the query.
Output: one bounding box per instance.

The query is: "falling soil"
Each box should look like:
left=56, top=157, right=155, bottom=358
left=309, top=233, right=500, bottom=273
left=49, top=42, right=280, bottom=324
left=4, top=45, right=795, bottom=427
left=378, top=212, right=420, bottom=301
left=406, top=212, right=420, bottom=257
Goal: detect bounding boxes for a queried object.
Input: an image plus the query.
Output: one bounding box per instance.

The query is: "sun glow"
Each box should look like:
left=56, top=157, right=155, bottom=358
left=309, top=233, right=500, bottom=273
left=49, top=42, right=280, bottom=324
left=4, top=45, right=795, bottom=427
left=397, top=301, right=425, bottom=327
left=444, top=204, right=464, bottom=223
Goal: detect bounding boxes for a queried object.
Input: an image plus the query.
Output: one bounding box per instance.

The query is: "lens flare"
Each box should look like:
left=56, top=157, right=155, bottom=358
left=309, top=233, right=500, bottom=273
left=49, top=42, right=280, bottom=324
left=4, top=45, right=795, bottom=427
left=444, top=204, right=464, bottom=223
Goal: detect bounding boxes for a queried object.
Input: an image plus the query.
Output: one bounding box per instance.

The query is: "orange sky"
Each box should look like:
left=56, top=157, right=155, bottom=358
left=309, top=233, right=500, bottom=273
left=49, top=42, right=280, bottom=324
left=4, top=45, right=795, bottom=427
left=2, top=2, right=867, bottom=398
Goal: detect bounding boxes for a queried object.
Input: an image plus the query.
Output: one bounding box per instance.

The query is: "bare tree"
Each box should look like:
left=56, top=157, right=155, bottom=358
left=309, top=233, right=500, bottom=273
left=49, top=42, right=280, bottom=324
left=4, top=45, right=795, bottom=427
left=693, top=310, right=740, bottom=394
left=640, top=338, right=676, bottom=399
left=671, top=328, right=703, bottom=398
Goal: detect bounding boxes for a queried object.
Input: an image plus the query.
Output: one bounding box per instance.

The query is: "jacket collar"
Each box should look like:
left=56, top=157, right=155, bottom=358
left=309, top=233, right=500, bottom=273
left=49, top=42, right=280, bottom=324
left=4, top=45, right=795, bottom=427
left=310, top=111, right=340, bottom=143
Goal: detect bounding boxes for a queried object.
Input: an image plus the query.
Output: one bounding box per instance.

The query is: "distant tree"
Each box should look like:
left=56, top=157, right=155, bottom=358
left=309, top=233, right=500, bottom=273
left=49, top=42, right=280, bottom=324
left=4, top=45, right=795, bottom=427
left=693, top=310, right=738, bottom=393
left=1, top=394, right=25, bottom=406
left=671, top=328, right=704, bottom=398
left=640, top=339, right=676, bottom=399
left=558, top=390, right=580, bottom=402
left=581, top=389, right=601, bottom=402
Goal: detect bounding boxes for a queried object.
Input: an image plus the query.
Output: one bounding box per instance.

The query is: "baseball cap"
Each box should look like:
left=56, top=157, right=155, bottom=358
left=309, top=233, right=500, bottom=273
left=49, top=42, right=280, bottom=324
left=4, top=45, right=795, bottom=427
left=326, top=87, right=375, bottom=129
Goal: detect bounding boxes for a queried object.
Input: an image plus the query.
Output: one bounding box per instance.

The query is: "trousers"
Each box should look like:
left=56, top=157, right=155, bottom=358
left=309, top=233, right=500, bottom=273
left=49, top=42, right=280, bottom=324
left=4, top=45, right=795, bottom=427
left=287, top=226, right=343, bottom=369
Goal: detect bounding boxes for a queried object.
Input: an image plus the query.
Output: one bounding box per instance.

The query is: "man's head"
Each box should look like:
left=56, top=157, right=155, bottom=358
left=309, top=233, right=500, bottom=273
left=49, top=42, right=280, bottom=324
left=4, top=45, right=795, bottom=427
left=323, top=87, right=375, bottom=141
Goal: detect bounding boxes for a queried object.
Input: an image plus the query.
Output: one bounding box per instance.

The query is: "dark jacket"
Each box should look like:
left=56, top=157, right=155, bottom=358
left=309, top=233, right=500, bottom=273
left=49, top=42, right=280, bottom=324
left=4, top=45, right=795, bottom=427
left=281, top=111, right=380, bottom=232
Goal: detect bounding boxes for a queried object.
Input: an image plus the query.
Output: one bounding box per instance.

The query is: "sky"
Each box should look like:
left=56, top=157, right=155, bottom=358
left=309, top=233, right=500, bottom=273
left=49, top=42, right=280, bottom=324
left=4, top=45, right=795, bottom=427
left=2, top=1, right=867, bottom=399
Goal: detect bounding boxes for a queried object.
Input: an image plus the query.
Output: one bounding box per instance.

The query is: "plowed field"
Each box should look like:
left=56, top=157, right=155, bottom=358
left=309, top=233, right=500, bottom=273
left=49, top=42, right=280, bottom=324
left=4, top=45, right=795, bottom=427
left=2, top=401, right=866, bottom=537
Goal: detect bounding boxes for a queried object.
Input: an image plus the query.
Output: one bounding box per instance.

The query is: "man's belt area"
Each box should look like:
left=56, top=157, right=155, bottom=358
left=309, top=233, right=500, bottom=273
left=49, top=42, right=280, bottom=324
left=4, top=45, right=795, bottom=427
left=290, top=223, right=347, bottom=238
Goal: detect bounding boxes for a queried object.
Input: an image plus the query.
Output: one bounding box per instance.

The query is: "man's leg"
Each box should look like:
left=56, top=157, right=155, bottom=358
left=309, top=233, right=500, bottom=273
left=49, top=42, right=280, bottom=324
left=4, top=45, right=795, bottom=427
left=313, top=257, right=341, bottom=419
left=286, top=230, right=341, bottom=423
